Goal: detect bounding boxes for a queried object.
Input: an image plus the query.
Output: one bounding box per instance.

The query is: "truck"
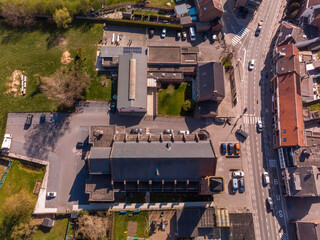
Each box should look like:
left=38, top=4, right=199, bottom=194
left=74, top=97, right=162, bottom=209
left=1, top=134, right=12, bottom=153
left=236, top=129, right=249, bottom=139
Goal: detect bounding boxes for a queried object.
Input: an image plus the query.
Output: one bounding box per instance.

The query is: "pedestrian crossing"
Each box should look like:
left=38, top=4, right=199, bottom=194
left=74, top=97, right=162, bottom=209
left=231, top=28, right=250, bottom=46
left=243, top=114, right=264, bottom=125
left=269, top=159, right=277, bottom=168
left=280, top=233, right=289, bottom=240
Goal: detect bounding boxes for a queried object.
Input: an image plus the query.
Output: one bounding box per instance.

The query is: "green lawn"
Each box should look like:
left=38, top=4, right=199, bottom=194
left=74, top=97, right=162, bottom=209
left=0, top=20, right=109, bottom=138
left=158, top=83, right=193, bottom=116
left=0, top=164, right=6, bottom=180
left=308, top=103, right=320, bottom=111
left=113, top=212, right=148, bottom=240
left=0, top=161, right=45, bottom=228
left=30, top=218, right=73, bottom=240
left=148, top=0, right=175, bottom=6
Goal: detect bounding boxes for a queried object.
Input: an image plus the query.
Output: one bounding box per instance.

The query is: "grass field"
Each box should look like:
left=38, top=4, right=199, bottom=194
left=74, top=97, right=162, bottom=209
left=0, top=20, right=110, bottom=138
left=0, top=161, right=45, bottom=228
left=158, top=83, right=193, bottom=116
left=113, top=212, right=148, bottom=240
left=0, top=164, right=6, bottom=180
left=30, top=218, right=73, bottom=240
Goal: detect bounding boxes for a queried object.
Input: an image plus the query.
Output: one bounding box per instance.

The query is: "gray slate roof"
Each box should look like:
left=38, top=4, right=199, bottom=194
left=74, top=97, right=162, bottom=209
left=175, top=3, right=189, bottom=17
left=117, top=53, right=147, bottom=112
left=111, top=141, right=216, bottom=181
left=88, top=147, right=111, bottom=174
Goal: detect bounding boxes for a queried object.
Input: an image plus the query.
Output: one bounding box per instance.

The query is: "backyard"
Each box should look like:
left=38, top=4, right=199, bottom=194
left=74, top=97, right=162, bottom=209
left=113, top=212, right=149, bottom=240
left=0, top=20, right=111, bottom=138
left=0, top=160, right=45, bottom=238
left=158, top=83, right=194, bottom=116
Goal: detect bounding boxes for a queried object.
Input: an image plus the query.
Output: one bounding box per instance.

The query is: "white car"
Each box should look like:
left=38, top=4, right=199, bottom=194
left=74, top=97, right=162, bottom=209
left=248, top=59, right=255, bottom=70
left=232, top=171, right=244, bottom=178
left=161, top=28, right=166, bottom=38
left=47, top=192, right=57, bottom=198
left=257, top=120, right=263, bottom=132
left=1, top=134, right=12, bottom=153
left=178, top=130, right=190, bottom=134
left=263, top=172, right=270, bottom=185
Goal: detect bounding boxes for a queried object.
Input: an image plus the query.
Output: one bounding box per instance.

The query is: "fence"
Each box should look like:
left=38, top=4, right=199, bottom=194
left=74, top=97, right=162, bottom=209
left=0, top=160, right=12, bottom=189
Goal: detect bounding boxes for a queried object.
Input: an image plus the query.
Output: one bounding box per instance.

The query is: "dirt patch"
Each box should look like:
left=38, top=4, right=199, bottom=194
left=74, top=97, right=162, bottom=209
left=58, top=36, right=68, bottom=46
left=127, top=221, right=137, bottom=236
left=33, top=180, right=42, bottom=195
left=5, top=70, right=23, bottom=97
left=61, top=51, right=73, bottom=64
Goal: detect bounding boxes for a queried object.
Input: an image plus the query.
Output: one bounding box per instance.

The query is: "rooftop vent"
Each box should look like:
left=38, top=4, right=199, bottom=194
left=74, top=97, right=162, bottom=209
left=281, top=67, right=285, bottom=71
left=155, top=168, right=160, bottom=176
left=93, top=130, right=103, bottom=137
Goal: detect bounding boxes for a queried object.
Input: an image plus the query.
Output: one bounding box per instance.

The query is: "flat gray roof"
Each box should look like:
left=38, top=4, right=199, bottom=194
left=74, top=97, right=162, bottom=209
left=117, top=53, right=147, bottom=112
left=148, top=46, right=181, bottom=64
left=88, top=147, right=111, bottom=174
left=111, top=141, right=216, bottom=181
left=175, top=3, right=189, bottom=17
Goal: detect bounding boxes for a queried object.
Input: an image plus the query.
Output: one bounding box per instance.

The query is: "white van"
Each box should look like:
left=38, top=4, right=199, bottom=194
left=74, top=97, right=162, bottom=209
left=189, top=27, right=196, bottom=41
left=1, top=134, right=12, bottom=153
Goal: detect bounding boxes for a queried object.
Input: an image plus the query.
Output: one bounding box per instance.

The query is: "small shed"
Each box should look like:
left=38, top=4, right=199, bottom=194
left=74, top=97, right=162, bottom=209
left=77, top=126, right=89, bottom=147
left=174, top=4, right=189, bottom=17
left=42, top=218, right=54, bottom=228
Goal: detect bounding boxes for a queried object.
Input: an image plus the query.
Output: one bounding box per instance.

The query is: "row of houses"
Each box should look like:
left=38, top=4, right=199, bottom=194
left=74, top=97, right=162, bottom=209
left=272, top=20, right=320, bottom=240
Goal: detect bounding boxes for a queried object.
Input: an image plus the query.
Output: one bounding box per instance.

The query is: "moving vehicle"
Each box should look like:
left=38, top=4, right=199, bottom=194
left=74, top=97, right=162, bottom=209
left=232, top=171, right=244, bottom=178
left=163, top=129, right=173, bottom=135
left=234, top=143, right=240, bottom=155
left=1, top=134, right=12, bottom=153
left=47, top=192, right=57, bottom=198
left=257, top=120, right=263, bottom=132
left=255, top=26, right=262, bottom=37
left=221, top=143, right=226, bottom=155
left=248, top=59, right=255, bottom=70
left=189, top=27, right=196, bottom=41
left=236, top=129, right=249, bottom=139
left=227, top=143, right=234, bottom=155
left=176, top=31, right=181, bottom=40
left=239, top=179, right=245, bottom=193
left=25, top=114, right=33, bottom=125
left=178, top=130, right=189, bottom=134
left=182, top=31, right=187, bottom=40
left=232, top=178, right=238, bottom=193
left=149, top=28, right=155, bottom=38
left=40, top=113, right=46, bottom=123
left=130, top=128, right=143, bottom=134
left=110, top=102, right=116, bottom=113
left=161, top=28, right=167, bottom=38
left=266, top=197, right=274, bottom=211
left=215, top=117, right=225, bottom=124
left=263, top=172, right=270, bottom=185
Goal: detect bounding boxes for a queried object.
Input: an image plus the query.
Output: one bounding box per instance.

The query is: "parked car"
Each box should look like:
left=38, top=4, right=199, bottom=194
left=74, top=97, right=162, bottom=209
left=263, top=172, right=270, bottom=185
left=212, top=34, right=217, bottom=42
left=163, top=129, right=173, bottom=135
left=178, top=130, right=189, bottom=134
left=47, top=192, right=57, bottom=198
left=232, top=178, right=238, bottom=193
left=234, top=143, right=240, bottom=155
left=215, top=117, right=225, bottom=124
left=266, top=197, right=274, bottom=211
left=257, top=120, right=263, bottom=132
left=149, top=28, right=155, bottom=38
left=110, top=102, right=116, bottom=113
left=227, top=143, right=234, bottom=155
left=248, top=59, right=255, bottom=70
left=232, top=171, right=244, bottom=178
left=25, top=114, right=33, bottom=125
left=236, top=129, right=249, bottom=139
left=40, top=113, right=45, bottom=123
left=189, top=27, right=196, bottom=41
left=221, top=143, right=226, bottom=155
left=1, top=134, right=12, bottom=153
left=182, top=31, right=187, bottom=40
left=176, top=30, right=181, bottom=40
left=239, top=179, right=245, bottom=193
left=161, top=28, right=167, bottom=38
left=202, top=33, right=208, bottom=41
left=255, top=26, right=262, bottom=37
left=130, top=128, right=143, bottom=134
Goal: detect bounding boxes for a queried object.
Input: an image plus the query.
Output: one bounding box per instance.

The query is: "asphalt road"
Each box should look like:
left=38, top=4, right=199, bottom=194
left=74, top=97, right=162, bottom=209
left=226, top=0, right=290, bottom=239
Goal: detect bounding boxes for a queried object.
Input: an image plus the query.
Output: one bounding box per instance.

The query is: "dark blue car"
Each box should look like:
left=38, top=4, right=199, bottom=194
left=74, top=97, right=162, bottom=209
left=221, top=143, right=226, bottom=155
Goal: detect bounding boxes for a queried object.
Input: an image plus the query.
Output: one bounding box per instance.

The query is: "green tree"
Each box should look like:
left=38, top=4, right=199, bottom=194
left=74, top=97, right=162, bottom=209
left=183, top=99, right=195, bottom=112
left=53, top=7, right=72, bottom=29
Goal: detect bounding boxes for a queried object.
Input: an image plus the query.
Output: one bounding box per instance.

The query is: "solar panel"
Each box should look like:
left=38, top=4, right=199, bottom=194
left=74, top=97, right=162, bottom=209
left=123, top=47, right=142, bottom=54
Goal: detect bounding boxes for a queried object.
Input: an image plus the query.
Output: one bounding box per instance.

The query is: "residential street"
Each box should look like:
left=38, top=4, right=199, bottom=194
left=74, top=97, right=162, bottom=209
left=224, top=0, right=290, bottom=239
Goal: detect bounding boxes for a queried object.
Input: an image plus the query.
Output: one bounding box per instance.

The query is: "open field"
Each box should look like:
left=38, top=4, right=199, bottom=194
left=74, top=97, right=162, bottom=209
left=30, top=218, right=73, bottom=240
left=113, top=212, right=149, bottom=240
left=0, top=20, right=110, bottom=138
left=0, top=161, right=45, bottom=235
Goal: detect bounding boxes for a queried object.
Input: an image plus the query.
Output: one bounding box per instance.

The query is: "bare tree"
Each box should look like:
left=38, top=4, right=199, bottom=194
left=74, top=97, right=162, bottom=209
left=77, top=215, right=111, bottom=240
left=1, top=3, right=35, bottom=27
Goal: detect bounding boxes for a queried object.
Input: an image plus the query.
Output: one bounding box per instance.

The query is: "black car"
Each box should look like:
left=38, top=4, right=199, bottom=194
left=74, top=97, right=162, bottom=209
left=130, top=128, right=143, bottom=134
left=149, top=28, right=155, bottom=38
left=215, top=118, right=225, bottom=124
left=202, top=33, right=208, bottom=41
left=40, top=113, right=45, bottom=123
left=110, top=102, right=116, bottom=113
left=227, top=143, right=234, bottom=155
left=239, top=179, right=245, bottom=193
left=255, top=26, right=262, bottom=37
left=26, top=114, right=33, bottom=125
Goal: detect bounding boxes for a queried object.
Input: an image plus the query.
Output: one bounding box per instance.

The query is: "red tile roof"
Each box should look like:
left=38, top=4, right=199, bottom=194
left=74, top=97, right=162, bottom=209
left=308, top=0, right=320, bottom=7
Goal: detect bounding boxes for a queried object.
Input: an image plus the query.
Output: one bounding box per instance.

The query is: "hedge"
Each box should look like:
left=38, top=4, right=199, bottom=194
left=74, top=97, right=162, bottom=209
left=105, top=18, right=182, bottom=29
